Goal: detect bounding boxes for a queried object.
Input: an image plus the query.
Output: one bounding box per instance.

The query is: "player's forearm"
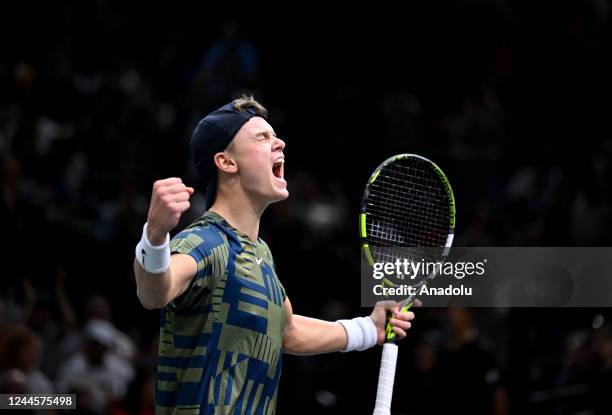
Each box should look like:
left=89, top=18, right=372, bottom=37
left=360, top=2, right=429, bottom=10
left=134, top=178, right=194, bottom=309
left=282, top=315, right=348, bottom=355
left=133, top=260, right=173, bottom=309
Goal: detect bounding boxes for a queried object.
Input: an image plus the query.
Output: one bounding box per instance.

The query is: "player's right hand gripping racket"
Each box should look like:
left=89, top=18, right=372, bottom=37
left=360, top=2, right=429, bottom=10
left=360, top=154, right=456, bottom=415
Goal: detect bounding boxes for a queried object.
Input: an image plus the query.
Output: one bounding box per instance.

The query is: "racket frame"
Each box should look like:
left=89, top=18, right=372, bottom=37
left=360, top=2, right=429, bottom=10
left=360, top=154, right=456, bottom=415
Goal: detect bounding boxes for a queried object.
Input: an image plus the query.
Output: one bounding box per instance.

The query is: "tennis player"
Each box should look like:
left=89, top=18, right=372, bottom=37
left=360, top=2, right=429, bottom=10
left=133, top=96, right=416, bottom=414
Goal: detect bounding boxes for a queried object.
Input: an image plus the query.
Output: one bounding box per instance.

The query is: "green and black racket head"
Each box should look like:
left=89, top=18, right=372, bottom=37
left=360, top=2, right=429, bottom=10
left=360, top=154, right=456, bottom=341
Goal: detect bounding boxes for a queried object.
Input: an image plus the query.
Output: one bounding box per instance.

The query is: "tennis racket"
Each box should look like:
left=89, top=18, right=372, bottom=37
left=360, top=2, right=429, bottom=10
left=360, top=154, right=456, bottom=415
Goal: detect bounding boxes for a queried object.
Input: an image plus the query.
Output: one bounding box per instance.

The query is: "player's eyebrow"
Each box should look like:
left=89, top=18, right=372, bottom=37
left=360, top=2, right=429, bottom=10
left=254, top=129, right=277, bottom=138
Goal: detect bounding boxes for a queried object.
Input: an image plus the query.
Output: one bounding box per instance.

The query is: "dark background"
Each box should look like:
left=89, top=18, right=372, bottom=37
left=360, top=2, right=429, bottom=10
left=1, top=1, right=612, bottom=414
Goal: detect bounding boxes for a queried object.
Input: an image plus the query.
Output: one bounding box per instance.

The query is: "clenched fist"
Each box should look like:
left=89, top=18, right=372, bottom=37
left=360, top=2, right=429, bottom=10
left=146, top=178, right=194, bottom=245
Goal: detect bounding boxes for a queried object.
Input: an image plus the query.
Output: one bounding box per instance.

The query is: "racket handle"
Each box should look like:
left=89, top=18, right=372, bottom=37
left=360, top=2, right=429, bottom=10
left=385, top=301, right=413, bottom=342
left=372, top=342, right=399, bottom=415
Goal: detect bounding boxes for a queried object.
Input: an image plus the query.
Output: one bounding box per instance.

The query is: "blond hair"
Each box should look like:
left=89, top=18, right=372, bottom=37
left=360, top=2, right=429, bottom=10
left=232, top=94, right=268, bottom=118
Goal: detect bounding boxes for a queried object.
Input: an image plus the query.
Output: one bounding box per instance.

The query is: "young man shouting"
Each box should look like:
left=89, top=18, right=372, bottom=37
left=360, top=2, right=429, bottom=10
left=133, top=96, right=415, bottom=414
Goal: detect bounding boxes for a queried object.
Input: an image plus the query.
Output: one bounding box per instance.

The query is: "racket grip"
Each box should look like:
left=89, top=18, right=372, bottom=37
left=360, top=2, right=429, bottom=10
left=372, top=342, right=399, bottom=415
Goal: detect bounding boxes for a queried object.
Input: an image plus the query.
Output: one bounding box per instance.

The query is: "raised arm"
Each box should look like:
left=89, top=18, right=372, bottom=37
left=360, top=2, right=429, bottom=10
left=133, top=178, right=197, bottom=309
left=282, top=297, right=415, bottom=355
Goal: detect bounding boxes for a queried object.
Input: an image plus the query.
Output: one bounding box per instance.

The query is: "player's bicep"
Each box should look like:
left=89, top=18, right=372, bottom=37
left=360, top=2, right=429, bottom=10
left=168, top=253, right=198, bottom=301
left=283, top=296, right=293, bottom=322
left=283, top=296, right=295, bottom=336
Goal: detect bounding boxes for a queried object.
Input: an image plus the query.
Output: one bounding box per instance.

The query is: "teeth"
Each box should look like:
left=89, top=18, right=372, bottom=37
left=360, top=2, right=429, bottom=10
left=273, top=158, right=285, bottom=166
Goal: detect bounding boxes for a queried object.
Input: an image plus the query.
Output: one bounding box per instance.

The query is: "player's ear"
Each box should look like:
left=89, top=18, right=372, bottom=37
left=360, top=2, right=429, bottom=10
left=214, top=152, right=238, bottom=174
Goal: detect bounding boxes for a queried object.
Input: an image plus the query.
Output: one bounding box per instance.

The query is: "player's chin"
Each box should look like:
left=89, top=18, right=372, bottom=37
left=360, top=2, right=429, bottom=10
left=270, top=187, right=289, bottom=202
left=270, top=178, right=289, bottom=200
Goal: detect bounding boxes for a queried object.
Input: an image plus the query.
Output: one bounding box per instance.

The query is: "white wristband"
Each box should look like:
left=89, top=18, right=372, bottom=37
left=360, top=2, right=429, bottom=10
left=135, top=223, right=170, bottom=274
left=337, top=316, right=378, bottom=352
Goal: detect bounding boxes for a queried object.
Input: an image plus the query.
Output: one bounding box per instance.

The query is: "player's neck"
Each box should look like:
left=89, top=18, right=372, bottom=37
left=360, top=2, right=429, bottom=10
left=210, top=191, right=263, bottom=243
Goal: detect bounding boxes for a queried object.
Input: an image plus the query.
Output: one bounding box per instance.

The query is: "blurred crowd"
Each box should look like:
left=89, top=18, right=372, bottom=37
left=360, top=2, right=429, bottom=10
left=2, top=0, right=612, bottom=414
left=0, top=284, right=155, bottom=414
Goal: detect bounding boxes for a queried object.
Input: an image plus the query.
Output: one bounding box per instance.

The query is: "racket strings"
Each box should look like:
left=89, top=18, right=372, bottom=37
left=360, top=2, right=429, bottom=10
left=367, top=161, right=450, bottom=246
left=376, top=165, right=449, bottom=219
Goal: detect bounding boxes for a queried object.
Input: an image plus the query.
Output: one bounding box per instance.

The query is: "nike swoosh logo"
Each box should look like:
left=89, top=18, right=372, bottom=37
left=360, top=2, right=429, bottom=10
left=255, top=257, right=263, bottom=265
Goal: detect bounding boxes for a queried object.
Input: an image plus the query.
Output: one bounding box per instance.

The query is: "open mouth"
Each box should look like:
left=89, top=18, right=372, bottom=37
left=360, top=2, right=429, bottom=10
left=272, top=158, right=285, bottom=179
